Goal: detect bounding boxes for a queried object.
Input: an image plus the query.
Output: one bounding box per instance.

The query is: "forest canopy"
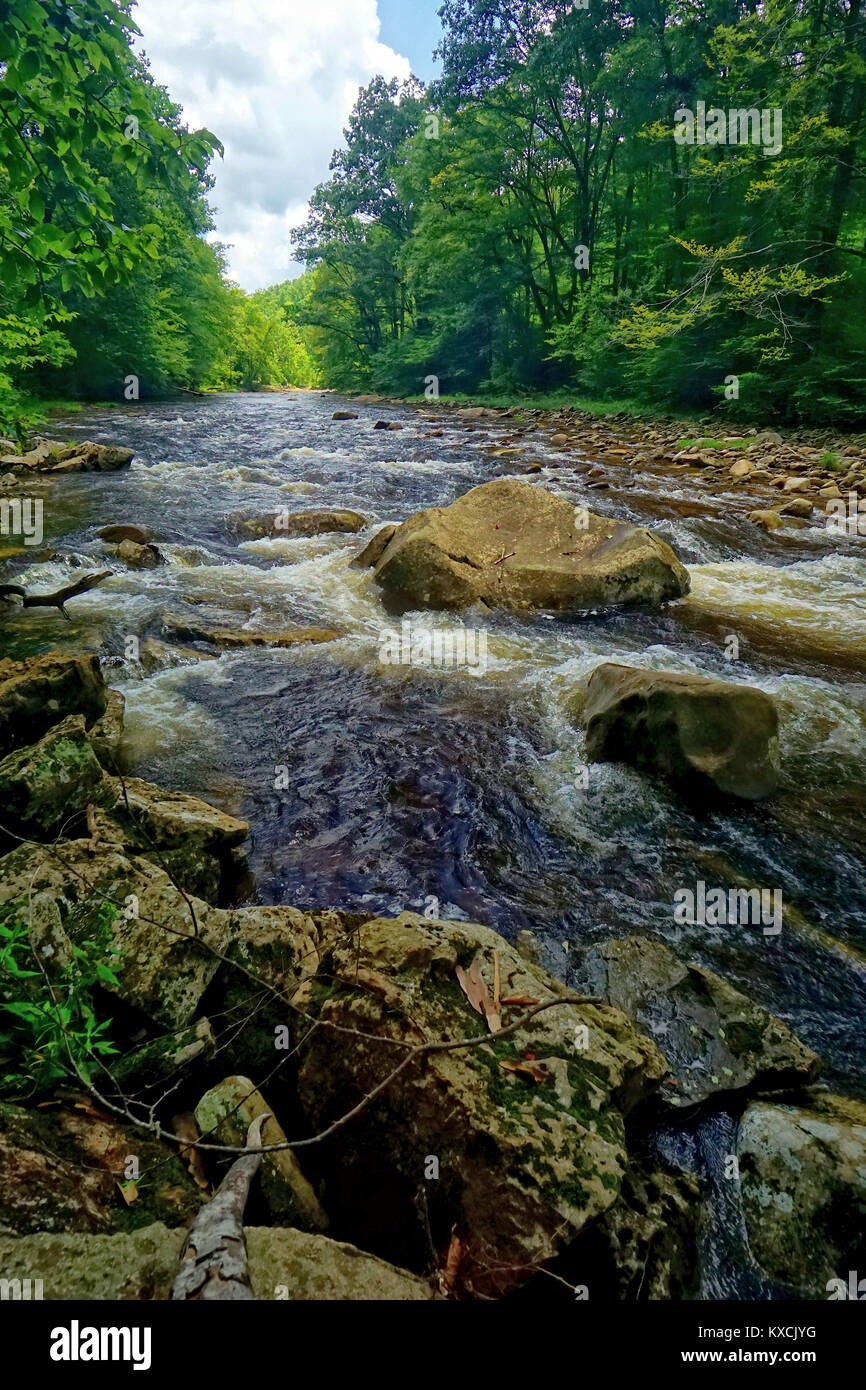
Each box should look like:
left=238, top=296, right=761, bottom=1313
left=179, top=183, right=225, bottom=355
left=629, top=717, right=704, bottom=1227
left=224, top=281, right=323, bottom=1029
left=0, top=0, right=318, bottom=433
left=291, top=0, right=866, bottom=423
left=2, top=1, right=865, bottom=427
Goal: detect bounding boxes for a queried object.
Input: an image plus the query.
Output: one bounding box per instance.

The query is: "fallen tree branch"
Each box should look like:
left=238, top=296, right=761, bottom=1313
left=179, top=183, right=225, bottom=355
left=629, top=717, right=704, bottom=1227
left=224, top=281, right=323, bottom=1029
left=1, top=571, right=112, bottom=620
left=171, top=1112, right=270, bottom=1301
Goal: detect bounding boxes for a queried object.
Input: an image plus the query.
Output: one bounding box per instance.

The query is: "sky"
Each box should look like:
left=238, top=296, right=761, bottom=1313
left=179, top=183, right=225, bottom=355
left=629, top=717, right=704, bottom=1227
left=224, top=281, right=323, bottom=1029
left=133, top=0, right=444, bottom=292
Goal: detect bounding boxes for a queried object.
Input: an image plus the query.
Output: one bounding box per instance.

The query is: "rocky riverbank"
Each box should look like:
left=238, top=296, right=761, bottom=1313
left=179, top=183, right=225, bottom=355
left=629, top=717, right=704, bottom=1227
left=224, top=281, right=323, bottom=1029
left=1, top=399, right=865, bottom=1301
left=0, top=644, right=862, bottom=1301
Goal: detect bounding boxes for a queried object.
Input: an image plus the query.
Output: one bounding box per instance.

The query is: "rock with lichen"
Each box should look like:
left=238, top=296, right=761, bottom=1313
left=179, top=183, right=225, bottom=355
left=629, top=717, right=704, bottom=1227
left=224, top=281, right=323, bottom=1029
left=294, top=911, right=668, bottom=1297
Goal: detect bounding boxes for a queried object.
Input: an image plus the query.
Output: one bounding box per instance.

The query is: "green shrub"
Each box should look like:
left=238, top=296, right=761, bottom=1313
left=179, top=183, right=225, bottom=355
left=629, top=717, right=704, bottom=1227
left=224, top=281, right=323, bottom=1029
left=0, top=903, right=121, bottom=1097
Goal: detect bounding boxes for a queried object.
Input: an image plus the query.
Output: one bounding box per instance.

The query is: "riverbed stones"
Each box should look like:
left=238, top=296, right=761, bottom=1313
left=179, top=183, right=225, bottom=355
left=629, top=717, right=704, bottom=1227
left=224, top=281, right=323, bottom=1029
left=737, top=1094, right=866, bottom=1296
left=582, top=663, right=781, bottom=800
left=3, top=439, right=134, bottom=472
left=0, top=652, right=107, bottom=758
left=779, top=498, right=813, bottom=518
left=749, top=509, right=783, bottom=531
left=576, top=938, right=818, bottom=1111
left=194, top=1077, right=328, bottom=1232
left=161, top=616, right=339, bottom=650
left=226, top=508, right=366, bottom=541
left=114, top=538, right=163, bottom=569
left=366, top=479, right=690, bottom=612
left=294, top=911, right=667, bottom=1296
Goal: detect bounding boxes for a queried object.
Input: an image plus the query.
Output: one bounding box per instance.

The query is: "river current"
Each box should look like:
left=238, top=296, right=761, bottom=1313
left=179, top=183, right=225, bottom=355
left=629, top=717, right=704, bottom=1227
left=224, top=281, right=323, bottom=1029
left=2, top=390, right=865, bottom=1297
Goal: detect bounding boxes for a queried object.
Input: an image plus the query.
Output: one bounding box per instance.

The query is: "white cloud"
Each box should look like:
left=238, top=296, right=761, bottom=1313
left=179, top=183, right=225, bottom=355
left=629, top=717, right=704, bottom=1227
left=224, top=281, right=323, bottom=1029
left=132, top=0, right=411, bottom=290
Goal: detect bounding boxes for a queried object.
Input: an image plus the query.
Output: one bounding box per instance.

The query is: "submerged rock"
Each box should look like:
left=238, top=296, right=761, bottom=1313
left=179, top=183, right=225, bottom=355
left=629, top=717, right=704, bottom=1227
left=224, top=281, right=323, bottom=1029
left=366, top=479, right=690, bottom=612
left=737, top=1094, right=866, bottom=1297
left=294, top=912, right=667, bottom=1296
left=226, top=508, right=366, bottom=541
left=582, top=663, right=780, bottom=800
left=98, top=524, right=154, bottom=545
left=577, top=937, right=818, bottom=1111
left=161, top=616, right=339, bottom=650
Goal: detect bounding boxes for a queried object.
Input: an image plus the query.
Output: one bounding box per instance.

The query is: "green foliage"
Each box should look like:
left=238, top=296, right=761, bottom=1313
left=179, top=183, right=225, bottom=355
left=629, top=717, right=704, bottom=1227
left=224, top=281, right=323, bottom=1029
left=0, top=903, right=121, bottom=1097
left=292, top=0, right=866, bottom=425
left=0, top=1, right=321, bottom=421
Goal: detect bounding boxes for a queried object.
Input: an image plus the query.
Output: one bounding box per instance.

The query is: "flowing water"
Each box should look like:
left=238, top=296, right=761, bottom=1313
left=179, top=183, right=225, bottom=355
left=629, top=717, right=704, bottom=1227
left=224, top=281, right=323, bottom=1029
left=2, top=390, right=865, bottom=1297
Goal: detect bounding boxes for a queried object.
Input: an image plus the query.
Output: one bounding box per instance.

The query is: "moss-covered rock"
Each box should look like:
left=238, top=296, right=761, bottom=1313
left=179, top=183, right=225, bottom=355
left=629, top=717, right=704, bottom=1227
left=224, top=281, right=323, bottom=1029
left=245, top=1227, right=434, bottom=1300
left=737, top=1094, right=866, bottom=1296
left=0, top=652, right=106, bottom=759
left=194, top=1076, right=328, bottom=1232
left=577, top=937, right=817, bottom=1111
left=0, top=840, right=232, bottom=1029
left=295, top=912, right=668, bottom=1296
left=87, top=687, right=126, bottom=770
left=0, top=1102, right=202, bottom=1237
left=0, top=1223, right=185, bottom=1299
left=0, top=1223, right=434, bottom=1300
left=91, top=776, right=249, bottom=903
left=0, top=714, right=113, bottom=841
left=568, top=1160, right=701, bottom=1300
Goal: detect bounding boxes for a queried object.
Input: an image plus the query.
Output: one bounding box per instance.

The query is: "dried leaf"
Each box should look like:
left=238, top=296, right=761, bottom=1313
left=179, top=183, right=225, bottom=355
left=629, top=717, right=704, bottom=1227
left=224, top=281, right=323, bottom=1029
left=455, top=956, right=501, bottom=1035
left=441, top=1228, right=464, bottom=1296
left=172, top=1112, right=210, bottom=1190
left=499, top=1058, right=547, bottom=1084
left=455, top=958, right=488, bottom=1016
left=500, top=994, right=539, bottom=1007
left=117, top=1179, right=138, bottom=1206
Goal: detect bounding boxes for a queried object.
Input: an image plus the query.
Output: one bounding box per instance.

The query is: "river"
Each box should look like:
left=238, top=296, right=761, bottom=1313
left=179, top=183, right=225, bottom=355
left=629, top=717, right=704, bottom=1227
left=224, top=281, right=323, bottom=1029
left=2, top=389, right=865, bottom=1297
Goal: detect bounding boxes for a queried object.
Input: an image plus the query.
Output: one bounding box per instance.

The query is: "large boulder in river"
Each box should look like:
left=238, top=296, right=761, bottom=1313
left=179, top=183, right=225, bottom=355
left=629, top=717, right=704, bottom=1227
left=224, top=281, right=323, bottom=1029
left=737, top=1094, right=866, bottom=1297
left=365, top=479, right=690, bottom=612
left=576, top=937, right=818, bottom=1112
left=294, top=912, right=667, bottom=1296
left=0, top=652, right=106, bottom=758
left=582, top=663, right=780, bottom=800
